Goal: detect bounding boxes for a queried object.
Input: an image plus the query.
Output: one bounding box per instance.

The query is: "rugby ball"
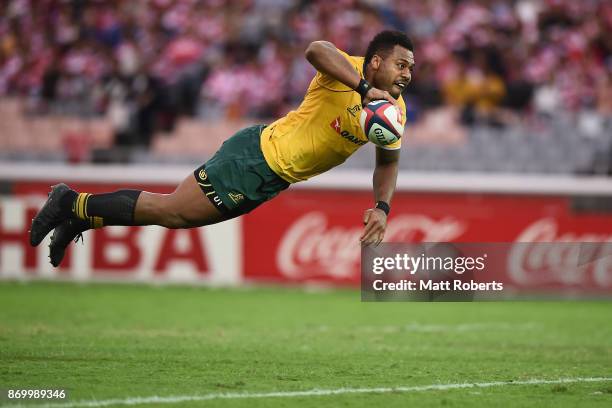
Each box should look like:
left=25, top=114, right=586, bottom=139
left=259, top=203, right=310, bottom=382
left=359, top=100, right=404, bottom=146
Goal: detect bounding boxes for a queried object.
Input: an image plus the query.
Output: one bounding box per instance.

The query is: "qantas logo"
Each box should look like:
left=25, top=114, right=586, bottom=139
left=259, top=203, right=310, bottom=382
left=330, top=117, right=341, bottom=134
left=329, top=116, right=366, bottom=146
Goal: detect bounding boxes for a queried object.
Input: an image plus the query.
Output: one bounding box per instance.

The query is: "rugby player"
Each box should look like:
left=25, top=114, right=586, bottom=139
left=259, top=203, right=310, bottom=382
left=30, top=30, right=415, bottom=267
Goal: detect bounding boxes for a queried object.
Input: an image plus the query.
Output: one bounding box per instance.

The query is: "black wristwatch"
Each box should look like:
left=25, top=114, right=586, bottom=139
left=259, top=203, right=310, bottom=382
left=375, top=201, right=390, bottom=216
left=355, top=78, right=371, bottom=100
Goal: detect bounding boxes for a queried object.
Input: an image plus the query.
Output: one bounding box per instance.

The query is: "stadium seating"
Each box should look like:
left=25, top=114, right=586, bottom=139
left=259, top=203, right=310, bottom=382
left=0, top=0, right=611, bottom=174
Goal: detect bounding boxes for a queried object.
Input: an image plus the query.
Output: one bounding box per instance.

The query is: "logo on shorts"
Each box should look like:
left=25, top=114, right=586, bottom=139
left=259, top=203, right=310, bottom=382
left=228, top=192, right=245, bottom=204
left=198, top=169, right=208, bottom=180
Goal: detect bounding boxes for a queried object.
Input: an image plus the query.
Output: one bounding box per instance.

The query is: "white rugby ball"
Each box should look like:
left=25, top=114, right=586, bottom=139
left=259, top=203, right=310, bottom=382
left=359, top=100, right=404, bottom=146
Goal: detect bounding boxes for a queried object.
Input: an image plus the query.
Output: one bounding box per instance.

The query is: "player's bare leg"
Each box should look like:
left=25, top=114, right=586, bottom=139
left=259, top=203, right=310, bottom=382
left=133, top=174, right=226, bottom=228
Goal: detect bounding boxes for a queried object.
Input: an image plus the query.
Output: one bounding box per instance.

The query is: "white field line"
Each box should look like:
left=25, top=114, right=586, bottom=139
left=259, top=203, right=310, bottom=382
left=357, top=322, right=540, bottom=334
left=7, top=377, right=612, bottom=408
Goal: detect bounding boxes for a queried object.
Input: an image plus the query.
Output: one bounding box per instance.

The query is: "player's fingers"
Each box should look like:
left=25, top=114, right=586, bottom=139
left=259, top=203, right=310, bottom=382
left=367, top=229, right=383, bottom=246
left=360, top=220, right=379, bottom=242
left=362, top=89, right=377, bottom=106
left=360, top=212, right=373, bottom=240
left=362, top=233, right=377, bottom=245
left=361, top=220, right=383, bottom=243
left=363, top=209, right=372, bottom=225
left=360, top=222, right=376, bottom=241
left=383, top=91, right=399, bottom=107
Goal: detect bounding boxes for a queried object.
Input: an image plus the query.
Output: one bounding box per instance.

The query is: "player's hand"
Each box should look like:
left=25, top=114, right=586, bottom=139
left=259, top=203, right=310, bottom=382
left=360, top=208, right=387, bottom=246
left=363, top=87, right=398, bottom=108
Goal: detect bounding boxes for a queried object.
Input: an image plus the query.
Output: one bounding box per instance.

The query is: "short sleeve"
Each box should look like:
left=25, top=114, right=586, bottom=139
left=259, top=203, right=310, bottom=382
left=378, top=138, right=402, bottom=150
left=315, top=50, right=363, bottom=92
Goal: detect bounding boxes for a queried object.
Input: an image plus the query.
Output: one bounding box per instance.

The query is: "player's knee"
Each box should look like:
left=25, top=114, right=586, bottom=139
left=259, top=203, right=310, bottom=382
left=147, top=196, right=190, bottom=228
left=159, top=209, right=191, bottom=229
left=148, top=189, right=219, bottom=228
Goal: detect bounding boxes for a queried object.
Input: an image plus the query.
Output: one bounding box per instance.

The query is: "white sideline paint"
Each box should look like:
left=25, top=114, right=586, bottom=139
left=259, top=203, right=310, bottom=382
left=2, top=163, right=612, bottom=195
left=363, top=322, right=539, bottom=334
left=11, top=377, right=612, bottom=408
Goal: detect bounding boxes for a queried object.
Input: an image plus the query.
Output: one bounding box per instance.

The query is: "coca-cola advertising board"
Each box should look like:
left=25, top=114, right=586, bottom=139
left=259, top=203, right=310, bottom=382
left=243, top=190, right=612, bottom=292
left=2, top=168, right=612, bottom=294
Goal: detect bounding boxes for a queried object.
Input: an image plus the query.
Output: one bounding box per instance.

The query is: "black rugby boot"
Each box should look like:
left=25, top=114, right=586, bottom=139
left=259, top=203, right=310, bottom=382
left=30, top=183, right=76, bottom=246
left=48, top=218, right=90, bottom=267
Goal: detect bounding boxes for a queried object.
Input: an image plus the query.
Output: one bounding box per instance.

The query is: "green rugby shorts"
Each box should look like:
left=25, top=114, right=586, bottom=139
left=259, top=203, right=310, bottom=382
left=193, top=125, right=290, bottom=216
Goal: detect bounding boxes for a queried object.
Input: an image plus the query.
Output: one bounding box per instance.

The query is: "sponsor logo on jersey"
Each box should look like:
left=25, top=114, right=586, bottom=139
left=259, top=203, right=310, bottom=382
left=330, top=117, right=341, bottom=134
left=329, top=116, right=366, bottom=146
left=340, top=130, right=367, bottom=146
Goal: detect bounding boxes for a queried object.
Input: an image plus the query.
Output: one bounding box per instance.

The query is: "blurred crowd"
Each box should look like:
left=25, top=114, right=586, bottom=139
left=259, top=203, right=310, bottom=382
left=1, top=0, right=612, bottom=147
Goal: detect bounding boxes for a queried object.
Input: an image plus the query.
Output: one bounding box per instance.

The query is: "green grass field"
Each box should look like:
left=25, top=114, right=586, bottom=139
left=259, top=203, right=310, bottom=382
left=0, top=282, right=611, bottom=407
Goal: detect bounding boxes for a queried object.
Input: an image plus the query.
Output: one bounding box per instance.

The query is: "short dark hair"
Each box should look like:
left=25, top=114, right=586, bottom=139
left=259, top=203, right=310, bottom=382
left=364, top=30, right=414, bottom=65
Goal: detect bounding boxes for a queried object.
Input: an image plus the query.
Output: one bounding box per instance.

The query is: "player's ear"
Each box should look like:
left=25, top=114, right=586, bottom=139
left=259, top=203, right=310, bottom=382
left=371, top=54, right=382, bottom=71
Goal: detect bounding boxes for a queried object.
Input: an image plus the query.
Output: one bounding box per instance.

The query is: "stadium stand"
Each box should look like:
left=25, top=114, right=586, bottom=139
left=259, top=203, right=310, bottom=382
left=0, top=0, right=611, bottom=173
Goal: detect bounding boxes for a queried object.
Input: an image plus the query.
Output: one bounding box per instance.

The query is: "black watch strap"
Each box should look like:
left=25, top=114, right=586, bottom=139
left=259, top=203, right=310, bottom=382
left=375, top=201, right=390, bottom=216
left=355, top=78, right=371, bottom=100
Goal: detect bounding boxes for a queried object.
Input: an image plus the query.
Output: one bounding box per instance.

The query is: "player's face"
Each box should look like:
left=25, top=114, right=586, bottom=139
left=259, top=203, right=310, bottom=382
left=371, top=45, right=414, bottom=98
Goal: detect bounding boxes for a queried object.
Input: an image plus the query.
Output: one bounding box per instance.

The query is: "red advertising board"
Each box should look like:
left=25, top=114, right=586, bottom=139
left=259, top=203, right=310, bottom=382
left=2, top=171, right=612, bottom=292
left=243, top=190, right=612, bottom=289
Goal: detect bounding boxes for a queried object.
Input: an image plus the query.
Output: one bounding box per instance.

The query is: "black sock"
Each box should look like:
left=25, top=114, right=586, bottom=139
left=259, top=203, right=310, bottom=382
left=60, top=190, right=78, bottom=217
left=73, top=190, right=142, bottom=226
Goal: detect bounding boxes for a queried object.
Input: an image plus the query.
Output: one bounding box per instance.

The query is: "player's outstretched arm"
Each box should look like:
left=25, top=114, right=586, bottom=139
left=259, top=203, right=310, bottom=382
left=305, top=41, right=361, bottom=89
left=360, top=148, right=399, bottom=245
left=305, top=41, right=397, bottom=107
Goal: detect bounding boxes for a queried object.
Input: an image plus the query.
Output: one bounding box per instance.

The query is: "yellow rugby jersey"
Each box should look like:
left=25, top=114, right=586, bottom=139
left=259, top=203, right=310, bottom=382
left=260, top=50, right=405, bottom=183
